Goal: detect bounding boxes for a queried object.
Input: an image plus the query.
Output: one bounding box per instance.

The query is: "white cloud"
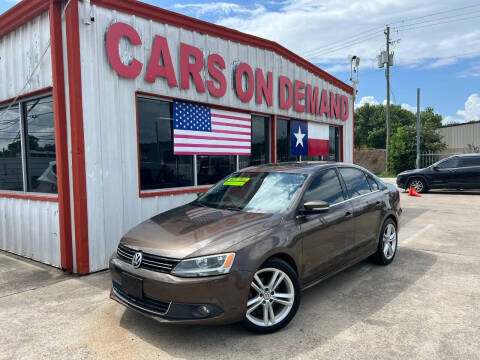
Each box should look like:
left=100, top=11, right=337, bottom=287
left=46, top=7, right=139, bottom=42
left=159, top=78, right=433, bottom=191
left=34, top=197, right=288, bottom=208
left=355, top=96, right=417, bottom=113
left=355, top=96, right=379, bottom=108
left=173, top=3, right=265, bottom=17
left=443, top=93, right=480, bottom=124
left=183, top=0, right=480, bottom=73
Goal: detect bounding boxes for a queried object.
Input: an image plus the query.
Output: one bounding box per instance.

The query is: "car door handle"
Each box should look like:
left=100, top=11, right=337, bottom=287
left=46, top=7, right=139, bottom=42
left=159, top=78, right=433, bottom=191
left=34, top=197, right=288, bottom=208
left=345, top=211, right=353, bottom=219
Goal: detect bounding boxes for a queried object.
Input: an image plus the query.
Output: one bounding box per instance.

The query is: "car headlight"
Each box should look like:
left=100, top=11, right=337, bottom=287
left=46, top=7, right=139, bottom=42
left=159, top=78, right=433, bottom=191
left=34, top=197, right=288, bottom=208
left=171, top=253, right=235, bottom=277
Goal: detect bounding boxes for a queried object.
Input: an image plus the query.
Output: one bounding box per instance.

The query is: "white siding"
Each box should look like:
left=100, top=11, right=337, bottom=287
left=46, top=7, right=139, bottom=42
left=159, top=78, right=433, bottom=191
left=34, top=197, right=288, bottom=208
left=0, top=12, right=52, bottom=101
left=0, top=12, right=59, bottom=268
left=78, top=3, right=354, bottom=271
left=439, top=122, right=480, bottom=152
left=0, top=198, right=60, bottom=267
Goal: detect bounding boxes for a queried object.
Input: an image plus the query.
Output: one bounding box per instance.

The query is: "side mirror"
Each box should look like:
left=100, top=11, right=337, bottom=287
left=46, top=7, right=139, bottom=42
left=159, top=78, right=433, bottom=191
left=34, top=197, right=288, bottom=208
left=432, top=165, right=438, bottom=171
left=302, top=200, right=330, bottom=214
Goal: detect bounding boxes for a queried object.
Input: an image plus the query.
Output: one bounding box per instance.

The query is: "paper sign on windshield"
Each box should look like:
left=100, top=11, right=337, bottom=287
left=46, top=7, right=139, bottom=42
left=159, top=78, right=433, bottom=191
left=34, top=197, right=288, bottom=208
left=223, top=177, right=250, bottom=186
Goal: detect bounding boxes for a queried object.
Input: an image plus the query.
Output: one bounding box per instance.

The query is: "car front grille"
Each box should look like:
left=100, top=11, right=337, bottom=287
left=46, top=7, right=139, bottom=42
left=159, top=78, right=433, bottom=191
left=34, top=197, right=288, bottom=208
left=112, top=281, right=170, bottom=315
left=116, top=243, right=180, bottom=274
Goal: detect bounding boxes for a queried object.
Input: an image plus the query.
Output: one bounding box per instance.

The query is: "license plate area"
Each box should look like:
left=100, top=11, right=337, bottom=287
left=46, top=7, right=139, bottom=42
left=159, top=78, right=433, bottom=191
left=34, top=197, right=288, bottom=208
left=122, top=272, right=143, bottom=300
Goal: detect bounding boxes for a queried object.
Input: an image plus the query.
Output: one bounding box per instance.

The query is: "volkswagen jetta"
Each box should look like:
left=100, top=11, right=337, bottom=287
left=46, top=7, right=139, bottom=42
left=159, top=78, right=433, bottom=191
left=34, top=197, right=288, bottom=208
left=110, top=162, right=401, bottom=333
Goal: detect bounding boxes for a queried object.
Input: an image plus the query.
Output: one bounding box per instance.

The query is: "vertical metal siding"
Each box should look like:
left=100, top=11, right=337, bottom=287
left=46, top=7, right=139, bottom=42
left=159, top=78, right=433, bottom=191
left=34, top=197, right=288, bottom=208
left=0, top=197, right=60, bottom=267
left=0, top=11, right=52, bottom=101
left=78, top=3, right=354, bottom=271
left=0, top=12, right=60, bottom=268
left=439, top=122, right=480, bottom=152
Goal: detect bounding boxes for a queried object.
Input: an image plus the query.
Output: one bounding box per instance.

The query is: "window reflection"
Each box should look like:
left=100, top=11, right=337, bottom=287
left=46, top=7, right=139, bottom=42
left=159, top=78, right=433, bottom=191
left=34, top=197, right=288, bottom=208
left=0, top=104, right=23, bottom=191
left=239, top=115, right=269, bottom=168
left=24, top=96, right=57, bottom=194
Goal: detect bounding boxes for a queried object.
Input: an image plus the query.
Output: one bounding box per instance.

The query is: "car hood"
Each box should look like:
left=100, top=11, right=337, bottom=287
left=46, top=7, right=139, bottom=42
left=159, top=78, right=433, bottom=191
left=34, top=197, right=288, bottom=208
left=398, top=168, right=426, bottom=176
left=119, top=204, right=282, bottom=259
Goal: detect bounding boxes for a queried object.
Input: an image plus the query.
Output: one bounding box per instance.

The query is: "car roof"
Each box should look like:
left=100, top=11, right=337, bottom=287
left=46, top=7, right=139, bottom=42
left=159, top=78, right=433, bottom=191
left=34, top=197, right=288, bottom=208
left=239, top=161, right=362, bottom=174
left=457, top=153, right=480, bottom=157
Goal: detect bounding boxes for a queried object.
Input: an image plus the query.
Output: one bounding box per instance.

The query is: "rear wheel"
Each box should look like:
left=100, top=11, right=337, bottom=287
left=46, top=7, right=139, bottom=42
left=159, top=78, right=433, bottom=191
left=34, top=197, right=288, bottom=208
left=372, top=218, right=398, bottom=265
left=408, top=178, right=427, bottom=193
left=242, top=258, right=300, bottom=334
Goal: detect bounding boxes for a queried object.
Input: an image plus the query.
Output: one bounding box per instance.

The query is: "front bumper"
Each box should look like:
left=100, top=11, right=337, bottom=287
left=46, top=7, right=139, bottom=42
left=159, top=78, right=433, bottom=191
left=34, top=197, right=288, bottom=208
left=396, top=176, right=408, bottom=189
left=109, top=253, right=251, bottom=325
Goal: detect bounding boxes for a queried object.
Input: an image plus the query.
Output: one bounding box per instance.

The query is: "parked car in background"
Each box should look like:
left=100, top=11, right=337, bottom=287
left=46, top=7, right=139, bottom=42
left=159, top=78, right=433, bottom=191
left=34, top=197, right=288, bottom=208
left=109, top=162, right=401, bottom=333
left=396, top=154, right=480, bottom=193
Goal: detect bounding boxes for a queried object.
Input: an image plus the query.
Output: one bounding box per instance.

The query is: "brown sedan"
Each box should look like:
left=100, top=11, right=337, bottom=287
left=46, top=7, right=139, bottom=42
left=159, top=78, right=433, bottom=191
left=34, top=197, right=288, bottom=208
left=110, top=162, right=401, bottom=333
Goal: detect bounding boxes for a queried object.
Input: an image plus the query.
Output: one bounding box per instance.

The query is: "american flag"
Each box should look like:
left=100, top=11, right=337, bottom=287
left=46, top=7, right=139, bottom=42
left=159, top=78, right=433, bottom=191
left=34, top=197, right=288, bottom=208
left=173, top=100, right=251, bottom=155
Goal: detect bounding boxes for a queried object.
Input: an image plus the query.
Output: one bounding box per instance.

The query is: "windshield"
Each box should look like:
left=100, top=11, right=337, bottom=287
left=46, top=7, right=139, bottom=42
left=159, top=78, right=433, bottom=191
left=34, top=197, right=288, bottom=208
left=194, top=172, right=306, bottom=213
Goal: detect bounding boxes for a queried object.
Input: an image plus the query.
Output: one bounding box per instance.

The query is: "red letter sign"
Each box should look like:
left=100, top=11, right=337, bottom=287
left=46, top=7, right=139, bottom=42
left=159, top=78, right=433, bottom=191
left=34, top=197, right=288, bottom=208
left=235, top=63, right=254, bottom=102
left=341, top=95, right=350, bottom=121
left=319, top=89, right=330, bottom=118
left=294, top=80, right=305, bottom=112
left=255, top=69, right=273, bottom=106
left=206, top=54, right=227, bottom=98
left=330, top=92, right=340, bottom=119
left=279, top=76, right=293, bottom=110
left=306, top=85, right=320, bottom=115
left=180, top=43, right=206, bottom=93
left=106, top=22, right=143, bottom=78
left=145, top=35, right=178, bottom=87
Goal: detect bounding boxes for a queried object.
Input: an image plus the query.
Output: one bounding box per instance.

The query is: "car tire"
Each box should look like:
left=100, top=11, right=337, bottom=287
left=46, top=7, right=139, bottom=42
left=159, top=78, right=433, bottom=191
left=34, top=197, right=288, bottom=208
left=372, top=218, right=398, bottom=265
left=408, top=177, right=427, bottom=193
left=242, top=258, right=300, bottom=334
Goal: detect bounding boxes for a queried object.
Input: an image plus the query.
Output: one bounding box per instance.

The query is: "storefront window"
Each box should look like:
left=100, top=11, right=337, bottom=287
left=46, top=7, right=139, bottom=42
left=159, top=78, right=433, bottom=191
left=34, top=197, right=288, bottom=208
left=138, top=97, right=194, bottom=190
left=197, top=155, right=236, bottom=185
left=304, top=125, right=340, bottom=162
left=239, top=115, right=270, bottom=169
left=24, top=96, right=57, bottom=194
left=0, top=104, right=23, bottom=191
left=277, top=118, right=298, bottom=163
left=0, top=95, right=57, bottom=194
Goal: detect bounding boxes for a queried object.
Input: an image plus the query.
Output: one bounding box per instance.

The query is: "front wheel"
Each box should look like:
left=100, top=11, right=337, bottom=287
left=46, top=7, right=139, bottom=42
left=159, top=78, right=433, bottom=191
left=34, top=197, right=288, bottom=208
left=408, top=178, right=427, bottom=193
left=372, top=219, right=398, bottom=265
left=242, top=258, right=300, bottom=334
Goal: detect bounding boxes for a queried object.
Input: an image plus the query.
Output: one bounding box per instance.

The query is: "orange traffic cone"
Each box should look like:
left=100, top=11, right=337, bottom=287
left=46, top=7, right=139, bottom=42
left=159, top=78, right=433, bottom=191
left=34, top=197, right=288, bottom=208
left=409, top=186, right=421, bottom=197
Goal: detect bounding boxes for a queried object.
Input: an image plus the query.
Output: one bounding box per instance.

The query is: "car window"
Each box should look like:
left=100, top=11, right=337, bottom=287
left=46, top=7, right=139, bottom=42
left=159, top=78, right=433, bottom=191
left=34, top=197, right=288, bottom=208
left=302, top=169, right=345, bottom=205
left=460, top=157, right=480, bottom=167
left=436, top=157, right=460, bottom=169
left=366, top=175, right=380, bottom=191
left=339, top=168, right=372, bottom=198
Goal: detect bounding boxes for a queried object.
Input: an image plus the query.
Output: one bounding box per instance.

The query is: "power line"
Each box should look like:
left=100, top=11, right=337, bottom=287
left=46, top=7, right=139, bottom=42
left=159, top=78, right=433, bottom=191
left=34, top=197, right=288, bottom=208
left=397, top=14, right=480, bottom=32
left=394, top=9, right=480, bottom=29
left=306, top=33, right=383, bottom=58
left=390, top=3, right=480, bottom=25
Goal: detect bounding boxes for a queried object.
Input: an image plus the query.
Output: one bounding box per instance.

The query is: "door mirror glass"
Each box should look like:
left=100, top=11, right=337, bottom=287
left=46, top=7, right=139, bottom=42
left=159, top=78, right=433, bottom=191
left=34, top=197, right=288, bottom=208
left=303, top=200, right=330, bottom=214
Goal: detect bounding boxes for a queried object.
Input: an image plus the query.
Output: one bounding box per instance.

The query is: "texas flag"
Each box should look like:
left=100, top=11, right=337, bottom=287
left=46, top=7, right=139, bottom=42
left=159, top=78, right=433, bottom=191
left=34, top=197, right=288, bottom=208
left=290, top=119, right=329, bottom=156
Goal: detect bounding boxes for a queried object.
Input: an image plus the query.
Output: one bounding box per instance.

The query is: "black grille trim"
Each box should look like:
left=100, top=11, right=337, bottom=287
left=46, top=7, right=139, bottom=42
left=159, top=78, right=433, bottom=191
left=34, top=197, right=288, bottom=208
left=117, top=244, right=180, bottom=274
left=112, top=281, right=170, bottom=315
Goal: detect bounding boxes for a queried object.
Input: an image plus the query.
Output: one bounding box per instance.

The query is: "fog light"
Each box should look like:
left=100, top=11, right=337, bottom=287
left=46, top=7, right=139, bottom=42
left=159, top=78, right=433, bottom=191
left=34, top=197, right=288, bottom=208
left=197, top=305, right=211, bottom=316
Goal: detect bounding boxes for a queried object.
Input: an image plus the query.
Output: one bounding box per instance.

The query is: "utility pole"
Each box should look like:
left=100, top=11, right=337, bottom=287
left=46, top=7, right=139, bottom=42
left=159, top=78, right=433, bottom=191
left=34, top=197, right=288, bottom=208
left=416, top=88, right=421, bottom=169
left=385, top=26, right=391, bottom=172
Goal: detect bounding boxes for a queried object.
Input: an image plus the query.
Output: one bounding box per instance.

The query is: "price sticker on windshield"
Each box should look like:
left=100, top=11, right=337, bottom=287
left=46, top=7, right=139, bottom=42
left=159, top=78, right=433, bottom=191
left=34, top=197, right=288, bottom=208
left=223, top=177, right=250, bottom=186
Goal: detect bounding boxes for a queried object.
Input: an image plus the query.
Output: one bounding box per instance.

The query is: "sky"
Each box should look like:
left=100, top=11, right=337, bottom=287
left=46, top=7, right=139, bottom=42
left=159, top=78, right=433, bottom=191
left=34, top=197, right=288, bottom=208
left=1, top=0, right=480, bottom=124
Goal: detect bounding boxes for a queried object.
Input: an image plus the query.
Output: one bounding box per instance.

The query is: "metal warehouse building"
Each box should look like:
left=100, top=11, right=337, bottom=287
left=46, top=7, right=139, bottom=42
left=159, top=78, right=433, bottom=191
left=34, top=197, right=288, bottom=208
left=0, top=0, right=354, bottom=274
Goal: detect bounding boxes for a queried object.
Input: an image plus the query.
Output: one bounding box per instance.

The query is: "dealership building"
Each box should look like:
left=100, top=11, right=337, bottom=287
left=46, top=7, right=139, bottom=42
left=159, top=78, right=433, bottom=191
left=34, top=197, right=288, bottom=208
left=0, top=0, right=354, bottom=274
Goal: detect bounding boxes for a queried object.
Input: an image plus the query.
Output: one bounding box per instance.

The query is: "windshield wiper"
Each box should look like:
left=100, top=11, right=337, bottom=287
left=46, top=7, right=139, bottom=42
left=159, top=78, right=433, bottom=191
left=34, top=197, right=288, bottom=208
left=224, top=207, right=242, bottom=212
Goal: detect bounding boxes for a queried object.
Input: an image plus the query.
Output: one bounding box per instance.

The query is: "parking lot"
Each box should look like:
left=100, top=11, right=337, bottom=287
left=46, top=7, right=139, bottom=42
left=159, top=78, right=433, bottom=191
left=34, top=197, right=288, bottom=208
left=1, top=179, right=479, bottom=360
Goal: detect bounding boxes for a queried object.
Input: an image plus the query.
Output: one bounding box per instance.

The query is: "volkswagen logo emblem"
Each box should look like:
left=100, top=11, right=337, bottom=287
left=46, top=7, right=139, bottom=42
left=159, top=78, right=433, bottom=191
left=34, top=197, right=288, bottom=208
left=132, top=252, right=143, bottom=269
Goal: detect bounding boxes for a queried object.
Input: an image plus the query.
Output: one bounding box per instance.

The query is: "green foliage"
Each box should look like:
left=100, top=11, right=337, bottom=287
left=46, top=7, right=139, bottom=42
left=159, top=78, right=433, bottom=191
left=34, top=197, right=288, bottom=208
left=355, top=103, right=446, bottom=172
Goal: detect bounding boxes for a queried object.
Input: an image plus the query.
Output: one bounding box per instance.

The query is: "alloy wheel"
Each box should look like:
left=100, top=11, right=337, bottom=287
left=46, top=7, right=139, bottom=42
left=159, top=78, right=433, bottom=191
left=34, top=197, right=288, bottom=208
left=410, top=179, right=424, bottom=193
left=246, top=267, right=295, bottom=327
left=383, top=223, right=397, bottom=260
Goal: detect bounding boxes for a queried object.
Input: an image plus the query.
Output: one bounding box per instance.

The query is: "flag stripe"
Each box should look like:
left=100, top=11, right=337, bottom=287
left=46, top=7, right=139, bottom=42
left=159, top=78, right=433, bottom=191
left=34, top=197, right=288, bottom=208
left=308, top=139, right=329, bottom=156
left=212, top=129, right=251, bottom=136
left=211, top=113, right=251, bottom=122
left=212, top=121, right=251, bottom=129
left=175, top=143, right=251, bottom=149
left=174, top=129, right=250, bottom=140
left=175, top=150, right=251, bottom=155
left=174, top=134, right=250, bottom=144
